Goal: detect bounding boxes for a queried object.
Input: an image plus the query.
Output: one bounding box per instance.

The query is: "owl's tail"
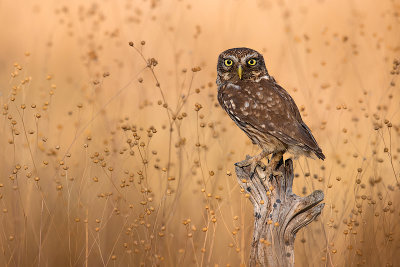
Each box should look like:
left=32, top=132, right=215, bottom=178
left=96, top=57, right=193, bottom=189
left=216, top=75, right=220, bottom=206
left=314, top=149, right=325, bottom=160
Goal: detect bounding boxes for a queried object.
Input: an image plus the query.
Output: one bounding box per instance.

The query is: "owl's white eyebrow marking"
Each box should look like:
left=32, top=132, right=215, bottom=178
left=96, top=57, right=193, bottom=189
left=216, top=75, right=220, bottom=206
left=241, top=53, right=259, bottom=63
left=227, top=83, right=240, bottom=90
left=224, top=55, right=239, bottom=62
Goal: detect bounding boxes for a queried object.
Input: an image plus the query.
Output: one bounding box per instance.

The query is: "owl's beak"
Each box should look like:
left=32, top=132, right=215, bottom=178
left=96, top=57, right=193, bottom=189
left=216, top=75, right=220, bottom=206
left=237, top=65, right=243, bottom=80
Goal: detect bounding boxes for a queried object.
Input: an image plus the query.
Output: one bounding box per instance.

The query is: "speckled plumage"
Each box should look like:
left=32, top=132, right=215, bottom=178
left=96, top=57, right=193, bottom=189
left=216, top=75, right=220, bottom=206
left=217, top=47, right=325, bottom=160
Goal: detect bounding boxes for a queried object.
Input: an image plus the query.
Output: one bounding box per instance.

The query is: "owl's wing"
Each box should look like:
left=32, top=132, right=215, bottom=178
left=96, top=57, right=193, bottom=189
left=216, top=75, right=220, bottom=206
left=270, top=81, right=324, bottom=159
left=221, top=78, right=324, bottom=159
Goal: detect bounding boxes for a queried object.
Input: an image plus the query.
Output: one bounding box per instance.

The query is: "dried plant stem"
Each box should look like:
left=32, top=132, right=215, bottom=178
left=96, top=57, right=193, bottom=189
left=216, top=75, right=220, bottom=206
left=235, top=157, right=324, bottom=267
left=85, top=208, right=89, bottom=267
left=38, top=199, right=44, bottom=267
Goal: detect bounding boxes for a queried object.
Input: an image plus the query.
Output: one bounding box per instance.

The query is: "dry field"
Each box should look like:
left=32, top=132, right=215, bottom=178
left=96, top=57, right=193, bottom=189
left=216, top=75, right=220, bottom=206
left=0, top=0, right=399, bottom=266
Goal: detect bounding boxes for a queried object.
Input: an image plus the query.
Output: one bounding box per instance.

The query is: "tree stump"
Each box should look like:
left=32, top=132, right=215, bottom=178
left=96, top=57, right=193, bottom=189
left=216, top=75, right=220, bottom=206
left=235, top=156, right=325, bottom=267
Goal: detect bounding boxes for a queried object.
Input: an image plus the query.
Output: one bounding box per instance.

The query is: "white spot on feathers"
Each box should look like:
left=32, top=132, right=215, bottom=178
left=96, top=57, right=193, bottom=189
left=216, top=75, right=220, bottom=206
left=227, top=83, right=240, bottom=90
left=230, top=99, right=236, bottom=109
left=255, top=75, right=270, bottom=82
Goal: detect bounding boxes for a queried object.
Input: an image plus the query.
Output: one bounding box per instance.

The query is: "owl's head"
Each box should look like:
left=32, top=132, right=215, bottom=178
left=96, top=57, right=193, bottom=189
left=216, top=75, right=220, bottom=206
left=216, top=47, right=268, bottom=86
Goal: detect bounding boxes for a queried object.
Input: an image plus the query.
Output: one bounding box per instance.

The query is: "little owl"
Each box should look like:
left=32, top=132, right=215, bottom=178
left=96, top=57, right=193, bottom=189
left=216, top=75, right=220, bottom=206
left=216, top=47, right=325, bottom=174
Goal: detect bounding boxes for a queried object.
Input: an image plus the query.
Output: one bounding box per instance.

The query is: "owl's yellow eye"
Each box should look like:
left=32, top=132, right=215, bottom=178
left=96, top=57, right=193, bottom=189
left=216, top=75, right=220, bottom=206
left=247, top=59, right=257, bottom=66
left=224, top=59, right=233, bottom=67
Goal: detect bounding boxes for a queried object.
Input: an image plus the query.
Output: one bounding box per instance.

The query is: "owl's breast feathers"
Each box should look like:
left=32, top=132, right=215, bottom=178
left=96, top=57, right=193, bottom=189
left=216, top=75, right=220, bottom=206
left=218, top=78, right=325, bottom=160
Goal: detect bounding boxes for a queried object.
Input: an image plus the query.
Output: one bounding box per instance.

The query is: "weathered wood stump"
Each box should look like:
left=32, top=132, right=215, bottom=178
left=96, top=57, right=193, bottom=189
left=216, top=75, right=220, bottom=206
left=235, top=156, right=324, bottom=267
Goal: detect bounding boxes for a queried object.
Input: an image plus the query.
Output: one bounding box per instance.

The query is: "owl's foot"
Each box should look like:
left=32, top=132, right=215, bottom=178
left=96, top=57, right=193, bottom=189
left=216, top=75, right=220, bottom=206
left=235, top=150, right=269, bottom=179
left=265, top=152, right=284, bottom=179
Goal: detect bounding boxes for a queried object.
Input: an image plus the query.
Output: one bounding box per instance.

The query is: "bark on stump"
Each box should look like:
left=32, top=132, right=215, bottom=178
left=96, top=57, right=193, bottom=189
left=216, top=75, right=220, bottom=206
left=235, top=156, right=324, bottom=267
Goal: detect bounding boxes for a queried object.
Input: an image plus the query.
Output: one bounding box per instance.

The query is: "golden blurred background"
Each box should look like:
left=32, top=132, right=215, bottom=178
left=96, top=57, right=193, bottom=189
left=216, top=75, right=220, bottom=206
left=0, top=0, right=399, bottom=266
